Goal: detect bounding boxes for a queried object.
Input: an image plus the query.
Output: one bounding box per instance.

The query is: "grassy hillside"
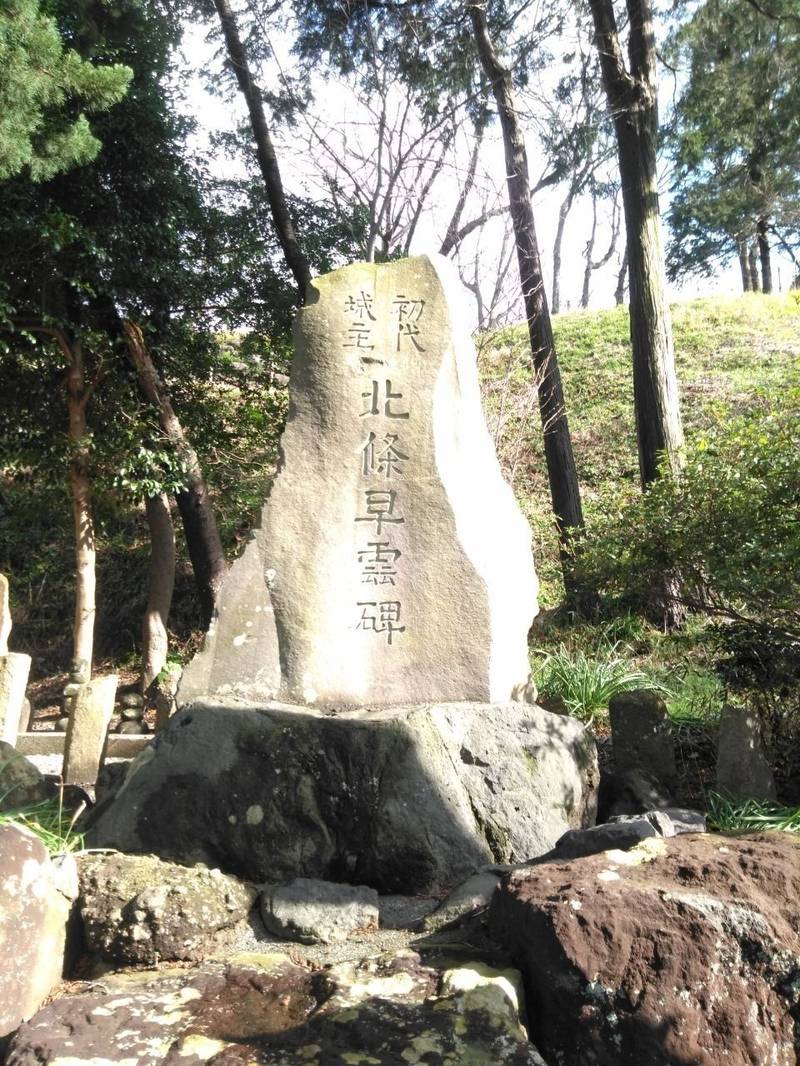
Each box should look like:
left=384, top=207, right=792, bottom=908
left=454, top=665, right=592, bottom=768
left=479, top=292, right=800, bottom=604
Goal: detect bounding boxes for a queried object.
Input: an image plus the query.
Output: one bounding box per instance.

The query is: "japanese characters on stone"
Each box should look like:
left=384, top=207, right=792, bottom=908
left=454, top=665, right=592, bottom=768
left=349, top=289, right=426, bottom=646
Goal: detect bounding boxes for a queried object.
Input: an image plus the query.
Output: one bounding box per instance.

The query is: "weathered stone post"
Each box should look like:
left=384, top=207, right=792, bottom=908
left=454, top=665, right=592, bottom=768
left=0, top=654, right=32, bottom=747
left=63, top=675, right=118, bottom=786
left=0, top=575, right=32, bottom=747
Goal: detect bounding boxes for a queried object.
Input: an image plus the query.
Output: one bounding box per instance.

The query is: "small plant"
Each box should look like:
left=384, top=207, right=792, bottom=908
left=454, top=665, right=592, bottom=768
left=0, top=795, right=85, bottom=854
left=534, top=643, right=670, bottom=725
left=706, top=792, right=800, bottom=834
left=666, top=668, right=724, bottom=728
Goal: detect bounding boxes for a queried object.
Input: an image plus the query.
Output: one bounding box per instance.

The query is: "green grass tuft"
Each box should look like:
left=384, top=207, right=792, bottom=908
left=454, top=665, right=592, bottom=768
left=0, top=796, right=85, bottom=854
left=534, top=643, right=671, bottom=725
left=706, top=791, right=800, bottom=833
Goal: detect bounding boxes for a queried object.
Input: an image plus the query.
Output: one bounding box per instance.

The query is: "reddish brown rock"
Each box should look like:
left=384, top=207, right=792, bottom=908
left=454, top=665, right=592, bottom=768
left=489, top=832, right=800, bottom=1066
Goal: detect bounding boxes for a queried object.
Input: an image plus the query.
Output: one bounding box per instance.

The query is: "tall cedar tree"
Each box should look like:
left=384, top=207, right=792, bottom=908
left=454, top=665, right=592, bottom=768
left=587, top=0, right=684, bottom=485
left=468, top=2, right=587, bottom=601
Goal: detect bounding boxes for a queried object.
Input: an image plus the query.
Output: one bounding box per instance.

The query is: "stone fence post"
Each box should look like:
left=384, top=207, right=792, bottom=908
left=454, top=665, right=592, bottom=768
left=63, top=675, right=118, bottom=787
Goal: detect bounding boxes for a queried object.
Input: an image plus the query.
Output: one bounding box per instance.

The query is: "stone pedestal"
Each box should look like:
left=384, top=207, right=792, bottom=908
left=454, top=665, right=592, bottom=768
left=0, top=653, right=32, bottom=747
left=86, top=699, right=598, bottom=894
left=63, top=674, right=118, bottom=786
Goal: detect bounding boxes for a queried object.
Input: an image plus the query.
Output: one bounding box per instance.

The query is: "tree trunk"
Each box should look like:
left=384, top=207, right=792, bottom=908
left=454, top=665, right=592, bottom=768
left=588, top=0, right=684, bottom=487
left=738, top=243, right=751, bottom=292
left=552, top=188, right=575, bottom=314
left=615, top=247, right=628, bottom=305
left=122, top=320, right=227, bottom=627
left=469, top=1, right=587, bottom=603
left=212, top=0, right=311, bottom=300
left=65, top=339, right=96, bottom=681
left=748, top=244, right=761, bottom=291
left=141, top=493, right=175, bottom=695
left=580, top=193, right=599, bottom=309
left=757, top=217, right=773, bottom=293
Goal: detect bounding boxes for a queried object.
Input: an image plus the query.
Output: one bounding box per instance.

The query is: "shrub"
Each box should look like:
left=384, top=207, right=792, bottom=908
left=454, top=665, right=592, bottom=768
left=581, top=390, right=800, bottom=645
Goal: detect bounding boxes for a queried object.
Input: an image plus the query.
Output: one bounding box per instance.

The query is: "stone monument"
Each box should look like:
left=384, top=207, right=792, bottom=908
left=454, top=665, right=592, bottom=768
left=180, top=254, right=538, bottom=707
left=88, top=257, right=598, bottom=892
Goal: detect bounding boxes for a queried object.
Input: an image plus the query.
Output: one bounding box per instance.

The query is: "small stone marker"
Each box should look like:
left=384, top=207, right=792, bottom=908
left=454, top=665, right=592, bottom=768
left=0, top=653, right=32, bottom=746
left=716, top=704, right=776, bottom=801
left=63, top=674, right=118, bottom=786
left=609, top=689, right=677, bottom=797
left=181, top=254, right=538, bottom=707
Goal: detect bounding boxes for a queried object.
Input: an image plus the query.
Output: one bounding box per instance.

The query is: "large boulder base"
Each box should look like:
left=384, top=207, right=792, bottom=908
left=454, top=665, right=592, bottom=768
left=489, top=831, right=800, bottom=1066
left=180, top=254, right=538, bottom=709
left=77, top=852, right=257, bottom=966
left=0, top=825, right=78, bottom=1045
left=6, top=950, right=546, bottom=1065
left=85, top=699, right=598, bottom=894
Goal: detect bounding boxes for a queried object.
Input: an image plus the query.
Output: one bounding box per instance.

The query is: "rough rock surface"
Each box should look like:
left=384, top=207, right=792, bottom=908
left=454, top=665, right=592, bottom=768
left=180, top=254, right=538, bottom=709
left=489, top=832, right=800, bottom=1066
left=6, top=950, right=547, bottom=1064
left=716, top=703, right=777, bottom=801
left=0, top=741, right=54, bottom=812
left=77, top=852, right=257, bottom=965
left=262, top=878, right=379, bottom=944
left=0, top=824, right=78, bottom=1043
left=85, top=699, right=598, bottom=893
left=423, top=870, right=502, bottom=932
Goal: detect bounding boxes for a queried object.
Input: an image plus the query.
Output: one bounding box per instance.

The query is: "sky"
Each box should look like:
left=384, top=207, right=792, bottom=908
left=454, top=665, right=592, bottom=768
left=175, top=15, right=795, bottom=327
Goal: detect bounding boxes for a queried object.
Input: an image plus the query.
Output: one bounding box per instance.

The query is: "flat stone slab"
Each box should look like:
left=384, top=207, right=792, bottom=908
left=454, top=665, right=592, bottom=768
left=84, top=699, right=598, bottom=894
left=262, top=878, right=379, bottom=944
left=180, top=254, right=538, bottom=709
left=6, top=950, right=546, bottom=1064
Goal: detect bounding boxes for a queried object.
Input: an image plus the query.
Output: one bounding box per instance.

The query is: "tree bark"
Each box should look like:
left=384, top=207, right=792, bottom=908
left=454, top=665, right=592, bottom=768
left=738, top=243, right=752, bottom=291
left=757, top=217, right=773, bottom=293
left=588, top=0, right=684, bottom=486
left=748, top=243, right=761, bottom=291
left=615, top=246, right=629, bottom=305
left=65, top=338, right=96, bottom=681
left=580, top=193, right=599, bottom=309
left=122, top=320, right=227, bottom=627
left=212, top=0, right=311, bottom=300
left=142, top=493, right=175, bottom=695
left=469, top=1, right=587, bottom=601
left=552, top=188, right=575, bottom=315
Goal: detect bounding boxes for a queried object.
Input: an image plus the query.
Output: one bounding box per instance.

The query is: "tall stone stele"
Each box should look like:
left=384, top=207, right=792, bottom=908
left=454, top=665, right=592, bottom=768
left=180, top=255, right=538, bottom=708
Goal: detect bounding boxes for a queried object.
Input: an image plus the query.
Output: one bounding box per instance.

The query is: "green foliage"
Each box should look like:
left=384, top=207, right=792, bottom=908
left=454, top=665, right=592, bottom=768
left=579, top=392, right=800, bottom=644
left=0, top=0, right=131, bottom=180
left=706, top=792, right=800, bottom=834
left=665, top=0, right=800, bottom=279
left=534, top=642, right=669, bottom=725
left=0, top=794, right=85, bottom=854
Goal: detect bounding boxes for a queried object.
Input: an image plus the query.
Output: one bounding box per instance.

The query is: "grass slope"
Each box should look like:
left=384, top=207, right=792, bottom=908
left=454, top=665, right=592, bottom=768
left=479, top=292, right=800, bottom=603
